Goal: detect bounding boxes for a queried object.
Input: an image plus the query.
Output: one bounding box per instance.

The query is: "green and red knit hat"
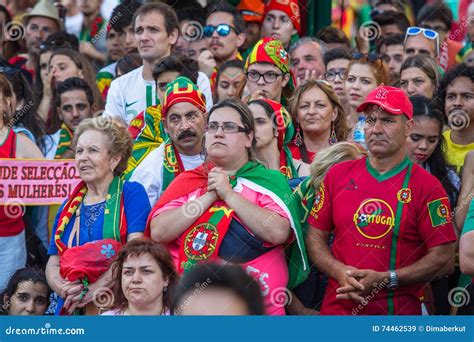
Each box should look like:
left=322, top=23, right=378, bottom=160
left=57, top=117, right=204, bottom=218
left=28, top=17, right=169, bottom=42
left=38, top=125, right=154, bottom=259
left=244, top=37, right=290, bottom=74
left=162, top=76, right=206, bottom=117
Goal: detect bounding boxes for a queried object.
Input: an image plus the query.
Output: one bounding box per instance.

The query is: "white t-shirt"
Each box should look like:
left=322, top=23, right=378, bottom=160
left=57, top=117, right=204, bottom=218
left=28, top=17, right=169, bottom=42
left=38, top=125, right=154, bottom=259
left=129, top=143, right=205, bottom=206
left=104, top=66, right=213, bottom=124
left=42, top=130, right=61, bottom=159
left=64, top=12, right=83, bottom=38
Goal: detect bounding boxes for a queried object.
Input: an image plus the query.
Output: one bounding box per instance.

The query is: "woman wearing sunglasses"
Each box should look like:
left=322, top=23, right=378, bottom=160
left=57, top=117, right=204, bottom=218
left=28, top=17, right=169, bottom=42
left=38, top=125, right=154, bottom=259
left=399, top=55, right=440, bottom=100
left=344, top=53, right=388, bottom=134
left=148, top=98, right=307, bottom=315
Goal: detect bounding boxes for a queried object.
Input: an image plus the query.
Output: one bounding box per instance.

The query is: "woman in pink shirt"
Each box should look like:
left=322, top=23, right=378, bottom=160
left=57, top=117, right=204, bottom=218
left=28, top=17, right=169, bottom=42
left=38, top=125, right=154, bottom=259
left=147, top=98, right=307, bottom=315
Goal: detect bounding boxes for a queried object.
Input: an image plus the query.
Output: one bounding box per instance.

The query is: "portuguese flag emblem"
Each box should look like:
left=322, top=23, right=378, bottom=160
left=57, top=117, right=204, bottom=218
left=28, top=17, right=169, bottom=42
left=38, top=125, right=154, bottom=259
left=427, top=197, right=451, bottom=227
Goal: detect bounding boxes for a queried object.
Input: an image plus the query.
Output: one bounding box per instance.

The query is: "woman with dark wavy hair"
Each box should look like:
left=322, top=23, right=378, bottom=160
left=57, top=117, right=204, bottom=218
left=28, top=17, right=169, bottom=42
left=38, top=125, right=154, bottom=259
left=406, top=95, right=460, bottom=208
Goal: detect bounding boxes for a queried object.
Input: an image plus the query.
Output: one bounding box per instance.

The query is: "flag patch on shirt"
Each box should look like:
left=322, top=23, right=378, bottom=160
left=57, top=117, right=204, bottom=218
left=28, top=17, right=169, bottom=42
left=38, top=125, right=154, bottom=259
left=427, top=197, right=451, bottom=227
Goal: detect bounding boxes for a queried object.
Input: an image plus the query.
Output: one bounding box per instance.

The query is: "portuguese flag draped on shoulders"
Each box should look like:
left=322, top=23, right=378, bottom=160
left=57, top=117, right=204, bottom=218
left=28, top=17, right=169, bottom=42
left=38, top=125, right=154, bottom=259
left=123, top=105, right=166, bottom=179
left=146, top=161, right=309, bottom=288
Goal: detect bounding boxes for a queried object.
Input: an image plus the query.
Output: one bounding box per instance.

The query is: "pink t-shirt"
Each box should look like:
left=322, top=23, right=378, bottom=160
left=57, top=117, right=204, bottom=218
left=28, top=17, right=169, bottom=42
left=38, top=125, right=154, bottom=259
left=152, top=182, right=290, bottom=315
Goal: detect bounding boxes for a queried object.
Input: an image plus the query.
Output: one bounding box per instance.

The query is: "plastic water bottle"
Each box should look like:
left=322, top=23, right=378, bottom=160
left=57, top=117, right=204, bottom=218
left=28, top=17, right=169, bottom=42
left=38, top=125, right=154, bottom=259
left=353, top=115, right=366, bottom=149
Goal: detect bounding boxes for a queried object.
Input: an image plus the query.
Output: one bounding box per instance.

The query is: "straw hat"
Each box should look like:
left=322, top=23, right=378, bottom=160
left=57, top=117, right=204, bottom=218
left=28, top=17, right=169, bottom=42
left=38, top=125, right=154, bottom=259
left=22, top=0, right=62, bottom=29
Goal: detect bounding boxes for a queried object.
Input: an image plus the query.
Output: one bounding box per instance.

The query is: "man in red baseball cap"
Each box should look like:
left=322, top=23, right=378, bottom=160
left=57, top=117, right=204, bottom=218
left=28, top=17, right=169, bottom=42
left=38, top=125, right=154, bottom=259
left=306, top=85, right=456, bottom=315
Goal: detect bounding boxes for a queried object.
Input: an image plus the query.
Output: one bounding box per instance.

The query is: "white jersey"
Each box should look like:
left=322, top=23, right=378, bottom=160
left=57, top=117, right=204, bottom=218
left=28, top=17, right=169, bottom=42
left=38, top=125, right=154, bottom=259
left=104, top=66, right=213, bottom=124
left=129, top=143, right=205, bottom=206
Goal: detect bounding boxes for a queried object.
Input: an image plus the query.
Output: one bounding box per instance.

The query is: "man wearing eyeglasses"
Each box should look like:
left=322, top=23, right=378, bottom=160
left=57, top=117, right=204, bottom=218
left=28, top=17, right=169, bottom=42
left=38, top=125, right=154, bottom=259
left=199, top=2, right=245, bottom=85
left=323, top=47, right=352, bottom=115
left=130, top=77, right=206, bottom=206
left=244, top=37, right=291, bottom=104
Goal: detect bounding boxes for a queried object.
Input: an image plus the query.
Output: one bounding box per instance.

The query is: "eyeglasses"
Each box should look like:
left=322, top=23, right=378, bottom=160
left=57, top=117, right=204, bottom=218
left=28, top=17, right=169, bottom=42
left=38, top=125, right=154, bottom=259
left=351, top=52, right=383, bottom=62
left=205, top=121, right=248, bottom=134
left=405, top=26, right=439, bottom=55
left=203, top=24, right=237, bottom=38
left=325, top=68, right=347, bottom=81
left=246, top=70, right=283, bottom=83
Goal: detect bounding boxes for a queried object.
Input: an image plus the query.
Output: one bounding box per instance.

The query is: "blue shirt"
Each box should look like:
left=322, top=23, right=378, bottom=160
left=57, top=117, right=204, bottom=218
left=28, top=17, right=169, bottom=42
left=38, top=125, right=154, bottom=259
left=48, top=181, right=151, bottom=255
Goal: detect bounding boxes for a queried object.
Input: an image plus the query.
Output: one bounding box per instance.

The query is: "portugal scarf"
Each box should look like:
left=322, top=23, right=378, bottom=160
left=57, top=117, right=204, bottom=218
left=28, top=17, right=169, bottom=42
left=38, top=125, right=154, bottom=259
left=147, top=161, right=309, bottom=288
left=161, top=138, right=185, bottom=193
left=54, top=176, right=127, bottom=254
left=124, top=105, right=165, bottom=179
left=55, top=124, right=73, bottom=159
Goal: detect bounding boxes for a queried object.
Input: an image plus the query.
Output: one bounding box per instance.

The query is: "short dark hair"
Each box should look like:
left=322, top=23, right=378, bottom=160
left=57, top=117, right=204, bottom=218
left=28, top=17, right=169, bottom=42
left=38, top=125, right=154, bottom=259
left=373, top=11, right=410, bottom=35
left=42, top=31, right=79, bottom=51
left=379, top=33, right=404, bottom=50
left=436, top=63, right=474, bottom=113
left=132, top=2, right=179, bottom=36
left=324, top=47, right=353, bottom=67
left=316, top=27, right=350, bottom=47
left=110, top=0, right=142, bottom=33
left=152, top=54, right=199, bottom=84
left=176, top=3, right=206, bottom=27
left=216, top=59, right=244, bottom=84
left=172, top=263, right=264, bottom=315
left=417, top=2, right=453, bottom=31
left=56, top=77, right=94, bottom=107
left=206, top=1, right=245, bottom=35
left=116, top=53, right=142, bottom=75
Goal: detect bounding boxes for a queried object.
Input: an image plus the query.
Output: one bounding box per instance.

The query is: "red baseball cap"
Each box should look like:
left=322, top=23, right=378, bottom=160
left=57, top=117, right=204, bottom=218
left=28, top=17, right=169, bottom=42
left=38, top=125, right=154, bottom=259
left=356, top=85, right=413, bottom=119
left=237, top=0, right=264, bottom=23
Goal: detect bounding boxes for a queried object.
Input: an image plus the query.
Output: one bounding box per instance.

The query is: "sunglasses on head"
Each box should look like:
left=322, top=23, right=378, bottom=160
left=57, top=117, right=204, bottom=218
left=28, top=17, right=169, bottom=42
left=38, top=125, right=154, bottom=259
left=351, top=52, right=383, bottom=62
left=405, top=26, right=439, bottom=54
left=203, top=24, right=237, bottom=38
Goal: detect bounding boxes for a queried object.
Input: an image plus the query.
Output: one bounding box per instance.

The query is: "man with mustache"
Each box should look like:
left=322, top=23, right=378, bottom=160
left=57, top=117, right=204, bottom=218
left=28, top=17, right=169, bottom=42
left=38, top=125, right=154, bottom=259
left=306, top=85, right=456, bottom=315
left=437, top=64, right=474, bottom=174
left=9, top=0, right=61, bottom=80
left=130, top=77, right=206, bottom=206
left=199, top=2, right=245, bottom=89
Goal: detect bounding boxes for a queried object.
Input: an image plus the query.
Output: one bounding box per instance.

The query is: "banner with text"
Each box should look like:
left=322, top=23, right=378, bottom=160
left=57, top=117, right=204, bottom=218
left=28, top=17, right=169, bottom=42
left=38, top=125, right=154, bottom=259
left=0, top=159, right=81, bottom=205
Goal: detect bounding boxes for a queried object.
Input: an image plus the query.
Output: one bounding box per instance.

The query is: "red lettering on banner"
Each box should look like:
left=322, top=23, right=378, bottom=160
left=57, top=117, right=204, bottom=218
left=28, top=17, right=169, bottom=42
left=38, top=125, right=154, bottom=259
left=0, top=159, right=81, bottom=205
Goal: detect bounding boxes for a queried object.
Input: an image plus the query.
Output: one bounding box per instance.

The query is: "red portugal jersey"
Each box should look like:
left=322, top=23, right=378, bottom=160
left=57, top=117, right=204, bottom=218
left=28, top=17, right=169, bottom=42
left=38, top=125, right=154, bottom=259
left=308, top=157, right=457, bottom=315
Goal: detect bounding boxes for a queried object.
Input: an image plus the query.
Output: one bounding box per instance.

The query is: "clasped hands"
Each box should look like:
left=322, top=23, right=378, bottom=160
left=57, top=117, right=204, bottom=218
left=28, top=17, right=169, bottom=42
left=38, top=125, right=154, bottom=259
left=207, top=167, right=234, bottom=202
left=335, top=266, right=390, bottom=303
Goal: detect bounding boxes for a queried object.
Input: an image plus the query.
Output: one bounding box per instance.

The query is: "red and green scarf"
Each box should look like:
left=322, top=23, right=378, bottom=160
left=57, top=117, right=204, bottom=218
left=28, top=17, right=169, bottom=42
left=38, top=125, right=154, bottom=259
left=80, top=15, right=106, bottom=43
left=55, top=124, right=73, bottom=159
left=161, top=138, right=185, bottom=193
left=147, top=161, right=309, bottom=287
left=54, top=176, right=127, bottom=255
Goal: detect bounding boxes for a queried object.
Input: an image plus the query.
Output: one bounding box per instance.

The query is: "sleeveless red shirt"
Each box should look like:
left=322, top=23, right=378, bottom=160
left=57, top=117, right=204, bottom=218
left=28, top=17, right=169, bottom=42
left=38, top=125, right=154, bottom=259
left=0, top=129, right=25, bottom=236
